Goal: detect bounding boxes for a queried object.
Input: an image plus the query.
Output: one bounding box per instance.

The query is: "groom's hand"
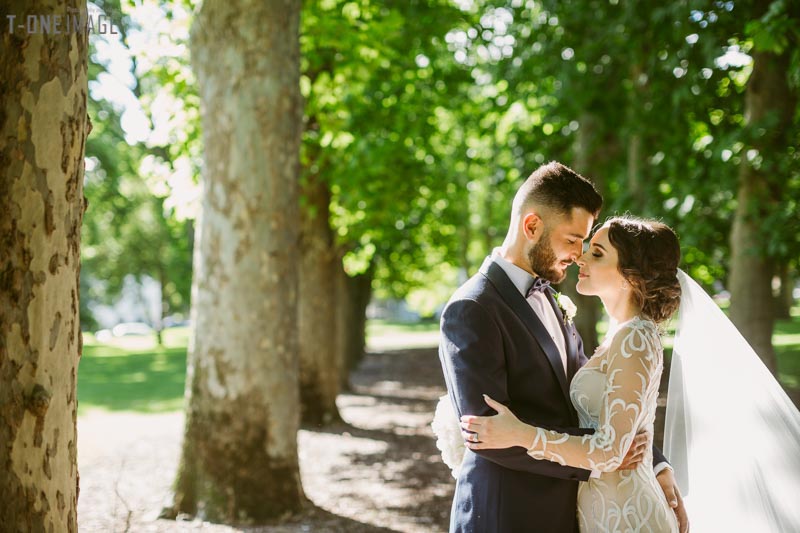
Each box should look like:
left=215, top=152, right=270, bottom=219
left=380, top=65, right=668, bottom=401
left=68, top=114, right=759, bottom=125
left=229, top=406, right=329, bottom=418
left=656, top=468, right=689, bottom=533
left=617, top=432, right=648, bottom=470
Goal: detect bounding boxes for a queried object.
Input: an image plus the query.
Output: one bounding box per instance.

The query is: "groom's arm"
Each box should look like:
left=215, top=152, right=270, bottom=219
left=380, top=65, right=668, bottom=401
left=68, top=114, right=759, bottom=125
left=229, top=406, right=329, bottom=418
left=440, top=298, right=591, bottom=482
left=653, top=446, right=668, bottom=471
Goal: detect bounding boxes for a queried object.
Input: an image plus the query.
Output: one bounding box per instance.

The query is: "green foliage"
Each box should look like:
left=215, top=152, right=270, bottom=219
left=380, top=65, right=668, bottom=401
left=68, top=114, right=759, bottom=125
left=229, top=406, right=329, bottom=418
left=81, top=1, right=196, bottom=330
left=80, top=0, right=798, bottom=320
left=301, top=0, right=479, bottom=297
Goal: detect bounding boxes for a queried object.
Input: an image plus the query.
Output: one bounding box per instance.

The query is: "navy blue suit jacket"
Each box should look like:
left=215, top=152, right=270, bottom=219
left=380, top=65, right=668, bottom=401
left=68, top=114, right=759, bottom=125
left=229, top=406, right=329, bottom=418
left=439, top=259, right=667, bottom=533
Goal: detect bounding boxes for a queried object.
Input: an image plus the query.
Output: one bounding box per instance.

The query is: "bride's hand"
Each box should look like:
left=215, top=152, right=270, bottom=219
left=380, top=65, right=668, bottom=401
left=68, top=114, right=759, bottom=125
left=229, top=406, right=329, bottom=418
left=459, top=395, right=531, bottom=450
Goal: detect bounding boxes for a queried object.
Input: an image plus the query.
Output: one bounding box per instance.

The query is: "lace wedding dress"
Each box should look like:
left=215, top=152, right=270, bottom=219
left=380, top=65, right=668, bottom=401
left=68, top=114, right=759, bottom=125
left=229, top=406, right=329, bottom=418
left=527, top=317, right=678, bottom=532
left=433, top=317, right=679, bottom=532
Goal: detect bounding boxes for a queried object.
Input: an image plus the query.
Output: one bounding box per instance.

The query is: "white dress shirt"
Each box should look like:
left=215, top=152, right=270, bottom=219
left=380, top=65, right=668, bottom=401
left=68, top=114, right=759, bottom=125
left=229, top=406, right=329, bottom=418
left=492, top=250, right=568, bottom=375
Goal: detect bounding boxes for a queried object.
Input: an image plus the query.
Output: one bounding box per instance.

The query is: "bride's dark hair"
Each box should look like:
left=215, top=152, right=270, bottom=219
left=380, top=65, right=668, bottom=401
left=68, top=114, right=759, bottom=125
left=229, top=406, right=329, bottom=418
left=606, top=216, right=681, bottom=323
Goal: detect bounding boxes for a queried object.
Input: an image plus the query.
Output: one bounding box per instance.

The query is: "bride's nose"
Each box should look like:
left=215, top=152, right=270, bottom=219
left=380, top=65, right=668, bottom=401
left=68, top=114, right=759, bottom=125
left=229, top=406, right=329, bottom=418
left=576, top=252, right=588, bottom=267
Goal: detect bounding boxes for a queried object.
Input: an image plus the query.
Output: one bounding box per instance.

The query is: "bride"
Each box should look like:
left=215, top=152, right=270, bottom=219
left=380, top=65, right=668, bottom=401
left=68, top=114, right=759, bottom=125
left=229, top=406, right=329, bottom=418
left=436, top=216, right=800, bottom=532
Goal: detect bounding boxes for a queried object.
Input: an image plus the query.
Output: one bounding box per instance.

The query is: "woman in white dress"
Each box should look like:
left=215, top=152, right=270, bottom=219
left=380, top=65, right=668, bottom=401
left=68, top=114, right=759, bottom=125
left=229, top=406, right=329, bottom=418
left=460, top=216, right=681, bottom=532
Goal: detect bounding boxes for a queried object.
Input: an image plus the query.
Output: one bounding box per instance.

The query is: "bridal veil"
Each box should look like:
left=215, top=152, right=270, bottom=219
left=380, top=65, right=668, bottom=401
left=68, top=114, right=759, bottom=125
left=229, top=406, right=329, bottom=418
left=665, top=270, right=800, bottom=531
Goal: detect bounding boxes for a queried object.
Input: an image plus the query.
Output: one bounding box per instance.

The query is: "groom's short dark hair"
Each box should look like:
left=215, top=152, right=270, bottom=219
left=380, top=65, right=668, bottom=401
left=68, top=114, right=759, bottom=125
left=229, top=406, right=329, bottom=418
left=514, top=161, right=602, bottom=218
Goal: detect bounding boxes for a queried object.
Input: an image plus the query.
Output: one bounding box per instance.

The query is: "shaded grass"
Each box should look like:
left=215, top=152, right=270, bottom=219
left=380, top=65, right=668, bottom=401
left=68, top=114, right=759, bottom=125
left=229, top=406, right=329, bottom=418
left=774, top=313, right=800, bottom=388
left=366, top=318, right=439, bottom=336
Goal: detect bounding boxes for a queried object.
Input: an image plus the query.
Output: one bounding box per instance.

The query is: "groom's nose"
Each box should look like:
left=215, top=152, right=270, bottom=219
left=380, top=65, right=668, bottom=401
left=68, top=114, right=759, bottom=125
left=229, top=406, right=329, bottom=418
left=569, top=242, right=583, bottom=260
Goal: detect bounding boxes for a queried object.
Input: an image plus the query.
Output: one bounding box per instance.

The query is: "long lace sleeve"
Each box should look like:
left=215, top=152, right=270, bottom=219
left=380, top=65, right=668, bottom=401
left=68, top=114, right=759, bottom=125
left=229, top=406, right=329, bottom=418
left=525, top=320, right=662, bottom=472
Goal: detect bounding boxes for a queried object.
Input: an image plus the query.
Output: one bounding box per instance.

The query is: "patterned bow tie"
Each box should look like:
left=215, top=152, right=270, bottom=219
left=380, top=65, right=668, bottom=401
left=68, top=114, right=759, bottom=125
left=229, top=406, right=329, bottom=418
left=526, top=277, right=551, bottom=298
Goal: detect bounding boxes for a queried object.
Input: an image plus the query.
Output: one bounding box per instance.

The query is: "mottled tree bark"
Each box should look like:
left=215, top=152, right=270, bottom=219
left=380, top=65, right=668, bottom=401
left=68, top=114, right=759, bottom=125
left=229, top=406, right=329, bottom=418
left=0, top=1, right=88, bottom=530
left=167, top=0, right=305, bottom=523
left=299, top=174, right=341, bottom=425
left=729, top=49, right=795, bottom=373
left=626, top=63, right=647, bottom=212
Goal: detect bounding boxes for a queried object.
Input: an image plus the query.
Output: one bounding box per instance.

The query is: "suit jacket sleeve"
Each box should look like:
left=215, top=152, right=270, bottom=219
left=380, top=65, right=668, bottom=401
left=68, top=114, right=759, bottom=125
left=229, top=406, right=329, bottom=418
left=440, top=297, right=591, bottom=481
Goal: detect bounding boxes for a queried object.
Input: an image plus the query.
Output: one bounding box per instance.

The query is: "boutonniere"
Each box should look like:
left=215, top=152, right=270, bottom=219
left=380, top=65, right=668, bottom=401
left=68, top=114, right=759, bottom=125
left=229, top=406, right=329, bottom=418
left=555, top=293, right=577, bottom=325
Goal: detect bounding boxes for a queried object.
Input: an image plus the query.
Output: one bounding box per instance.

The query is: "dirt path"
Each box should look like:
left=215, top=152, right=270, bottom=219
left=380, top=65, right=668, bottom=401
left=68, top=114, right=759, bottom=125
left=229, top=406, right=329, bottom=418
left=77, top=348, right=454, bottom=532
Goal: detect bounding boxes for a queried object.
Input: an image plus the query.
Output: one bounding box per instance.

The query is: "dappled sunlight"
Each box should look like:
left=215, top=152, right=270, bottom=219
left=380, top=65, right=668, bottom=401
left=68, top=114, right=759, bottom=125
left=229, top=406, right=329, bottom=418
left=77, top=346, right=455, bottom=532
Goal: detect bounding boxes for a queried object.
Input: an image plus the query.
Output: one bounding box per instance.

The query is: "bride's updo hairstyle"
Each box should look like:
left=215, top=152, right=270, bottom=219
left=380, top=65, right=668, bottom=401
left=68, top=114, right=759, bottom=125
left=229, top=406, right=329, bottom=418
left=606, top=216, right=681, bottom=323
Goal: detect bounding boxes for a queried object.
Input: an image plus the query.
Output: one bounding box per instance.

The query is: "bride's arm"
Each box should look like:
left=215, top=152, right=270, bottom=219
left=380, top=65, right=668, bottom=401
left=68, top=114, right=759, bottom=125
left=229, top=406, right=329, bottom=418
left=462, top=322, right=660, bottom=473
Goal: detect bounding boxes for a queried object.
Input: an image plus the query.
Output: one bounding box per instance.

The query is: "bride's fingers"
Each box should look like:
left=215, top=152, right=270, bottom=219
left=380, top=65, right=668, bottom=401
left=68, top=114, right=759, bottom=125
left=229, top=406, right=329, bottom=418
left=461, top=430, right=478, bottom=442
left=633, top=432, right=648, bottom=448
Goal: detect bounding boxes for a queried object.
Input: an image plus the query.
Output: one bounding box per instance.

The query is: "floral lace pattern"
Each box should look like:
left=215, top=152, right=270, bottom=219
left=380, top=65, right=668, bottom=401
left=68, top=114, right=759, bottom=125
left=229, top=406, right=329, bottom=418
left=526, top=318, right=679, bottom=532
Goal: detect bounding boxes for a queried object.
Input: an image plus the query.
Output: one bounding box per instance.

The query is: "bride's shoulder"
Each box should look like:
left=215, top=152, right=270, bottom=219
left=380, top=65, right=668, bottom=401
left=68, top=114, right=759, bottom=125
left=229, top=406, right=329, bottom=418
left=608, top=317, right=662, bottom=358
left=628, top=316, right=660, bottom=333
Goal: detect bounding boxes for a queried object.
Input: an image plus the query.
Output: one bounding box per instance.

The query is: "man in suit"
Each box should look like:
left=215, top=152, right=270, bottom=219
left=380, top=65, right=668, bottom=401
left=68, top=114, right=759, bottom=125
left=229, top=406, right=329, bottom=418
left=439, top=162, right=687, bottom=532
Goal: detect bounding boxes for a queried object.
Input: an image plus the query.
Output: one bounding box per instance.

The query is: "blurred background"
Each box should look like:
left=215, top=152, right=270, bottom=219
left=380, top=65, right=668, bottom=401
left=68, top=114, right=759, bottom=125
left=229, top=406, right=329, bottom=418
left=73, top=0, right=799, bottom=531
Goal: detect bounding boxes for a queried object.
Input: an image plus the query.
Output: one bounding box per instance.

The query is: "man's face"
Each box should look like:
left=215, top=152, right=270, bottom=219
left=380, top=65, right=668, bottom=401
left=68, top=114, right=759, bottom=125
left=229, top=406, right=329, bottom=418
left=526, top=207, right=594, bottom=283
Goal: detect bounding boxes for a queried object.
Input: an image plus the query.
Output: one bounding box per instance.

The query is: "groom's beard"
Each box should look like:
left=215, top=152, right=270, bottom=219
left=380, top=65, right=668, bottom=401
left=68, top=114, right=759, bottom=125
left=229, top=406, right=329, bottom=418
left=527, top=231, right=565, bottom=283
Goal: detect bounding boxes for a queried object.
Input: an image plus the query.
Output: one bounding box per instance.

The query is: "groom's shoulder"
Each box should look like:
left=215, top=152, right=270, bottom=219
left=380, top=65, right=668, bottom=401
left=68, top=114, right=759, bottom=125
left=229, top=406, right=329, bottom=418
left=445, top=270, right=497, bottom=309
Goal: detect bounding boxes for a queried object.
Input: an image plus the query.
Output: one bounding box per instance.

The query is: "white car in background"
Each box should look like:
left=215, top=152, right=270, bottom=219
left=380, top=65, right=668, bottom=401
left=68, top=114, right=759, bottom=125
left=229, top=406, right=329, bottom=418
left=94, top=322, right=153, bottom=343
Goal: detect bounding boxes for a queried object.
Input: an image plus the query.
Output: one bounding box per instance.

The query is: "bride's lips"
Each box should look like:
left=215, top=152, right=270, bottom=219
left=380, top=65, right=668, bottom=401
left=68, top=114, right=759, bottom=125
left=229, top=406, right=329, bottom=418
left=578, top=271, right=588, bottom=279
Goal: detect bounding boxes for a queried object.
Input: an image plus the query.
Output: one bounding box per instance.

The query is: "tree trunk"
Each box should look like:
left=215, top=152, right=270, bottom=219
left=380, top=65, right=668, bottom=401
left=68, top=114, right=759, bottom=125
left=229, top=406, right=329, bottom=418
left=167, top=0, right=305, bottom=523
left=0, top=1, right=88, bottom=529
left=299, top=174, right=341, bottom=425
left=335, top=261, right=373, bottom=390
left=729, top=48, right=795, bottom=373
left=156, top=264, right=167, bottom=346
left=626, top=63, right=646, bottom=212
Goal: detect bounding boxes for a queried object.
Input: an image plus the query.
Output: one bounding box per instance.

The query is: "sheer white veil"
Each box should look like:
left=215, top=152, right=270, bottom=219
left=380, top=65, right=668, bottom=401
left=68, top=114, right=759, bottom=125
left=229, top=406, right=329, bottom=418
left=665, top=270, right=800, bottom=531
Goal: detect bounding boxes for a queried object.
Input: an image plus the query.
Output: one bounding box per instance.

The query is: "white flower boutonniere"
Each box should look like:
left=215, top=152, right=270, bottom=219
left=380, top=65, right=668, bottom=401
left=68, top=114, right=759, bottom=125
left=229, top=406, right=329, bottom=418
left=555, top=293, right=577, bottom=325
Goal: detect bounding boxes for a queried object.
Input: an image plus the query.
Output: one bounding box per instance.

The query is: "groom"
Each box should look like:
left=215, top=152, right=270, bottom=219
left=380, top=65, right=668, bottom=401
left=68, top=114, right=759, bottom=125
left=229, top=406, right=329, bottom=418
left=438, top=162, right=688, bottom=532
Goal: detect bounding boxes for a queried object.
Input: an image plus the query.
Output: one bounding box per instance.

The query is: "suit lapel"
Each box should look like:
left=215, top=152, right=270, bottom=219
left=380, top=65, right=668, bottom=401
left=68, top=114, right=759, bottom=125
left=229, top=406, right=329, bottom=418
left=545, top=289, right=580, bottom=380
left=480, top=259, right=571, bottom=406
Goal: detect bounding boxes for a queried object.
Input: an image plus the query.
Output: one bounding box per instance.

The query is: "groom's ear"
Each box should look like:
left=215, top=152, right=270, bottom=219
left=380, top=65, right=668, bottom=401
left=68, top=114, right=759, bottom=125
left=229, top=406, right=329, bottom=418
left=522, top=212, right=544, bottom=243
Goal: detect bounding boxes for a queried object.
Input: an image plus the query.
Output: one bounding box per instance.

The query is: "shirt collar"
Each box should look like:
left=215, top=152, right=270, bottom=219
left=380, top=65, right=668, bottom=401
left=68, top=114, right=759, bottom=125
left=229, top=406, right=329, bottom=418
left=491, top=248, right=536, bottom=297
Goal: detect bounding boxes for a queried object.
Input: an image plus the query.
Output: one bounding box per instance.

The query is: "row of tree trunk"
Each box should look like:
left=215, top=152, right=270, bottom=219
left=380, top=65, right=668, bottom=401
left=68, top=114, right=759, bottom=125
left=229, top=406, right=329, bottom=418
left=1, top=0, right=375, bottom=526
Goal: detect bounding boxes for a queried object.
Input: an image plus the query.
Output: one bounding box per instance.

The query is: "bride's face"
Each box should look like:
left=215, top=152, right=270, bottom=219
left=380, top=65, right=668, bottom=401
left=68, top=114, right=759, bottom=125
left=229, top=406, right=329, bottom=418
left=575, top=225, right=626, bottom=296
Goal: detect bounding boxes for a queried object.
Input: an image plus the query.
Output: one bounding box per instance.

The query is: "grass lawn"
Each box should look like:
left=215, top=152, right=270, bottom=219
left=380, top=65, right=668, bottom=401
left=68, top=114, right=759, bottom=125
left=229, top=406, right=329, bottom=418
left=78, top=328, right=190, bottom=414
left=77, top=311, right=800, bottom=414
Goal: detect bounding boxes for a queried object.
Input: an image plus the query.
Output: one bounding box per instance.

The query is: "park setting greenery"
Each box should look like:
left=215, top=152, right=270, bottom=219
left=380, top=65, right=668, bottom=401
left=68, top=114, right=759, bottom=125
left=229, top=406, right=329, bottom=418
left=3, top=0, right=799, bottom=528
left=76, top=0, right=798, bottom=522
left=80, top=0, right=799, bottom=385
left=82, top=0, right=799, bottom=329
